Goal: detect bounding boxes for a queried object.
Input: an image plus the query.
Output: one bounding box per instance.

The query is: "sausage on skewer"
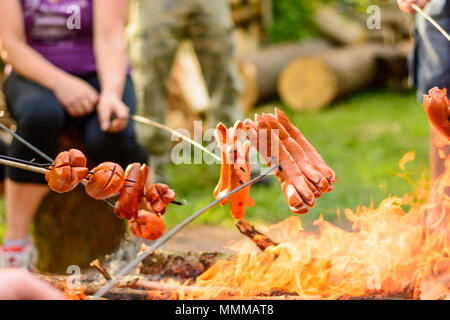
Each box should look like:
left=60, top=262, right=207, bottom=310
left=128, top=210, right=166, bottom=240
left=260, top=113, right=331, bottom=193
left=114, top=163, right=149, bottom=220
left=423, top=87, right=450, bottom=140
left=145, top=183, right=176, bottom=215
left=85, top=162, right=125, bottom=200
left=45, top=149, right=88, bottom=193
left=214, top=121, right=254, bottom=219
left=244, top=119, right=312, bottom=214
left=275, top=109, right=337, bottom=184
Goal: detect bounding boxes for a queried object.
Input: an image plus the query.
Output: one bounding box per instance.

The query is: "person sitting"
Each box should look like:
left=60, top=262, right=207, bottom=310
left=0, top=0, right=148, bottom=269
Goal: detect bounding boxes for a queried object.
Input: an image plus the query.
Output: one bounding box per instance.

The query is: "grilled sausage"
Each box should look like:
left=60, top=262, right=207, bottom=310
left=45, top=149, right=88, bottom=193
left=85, top=162, right=125, bottom=200
left=261, top=113, right=331, bottom=193
left=128, top=210, right=166, bottom=240
left=213, top=123, right=232, bottom=205
left=145, top=183, right=176, bottom=215
left=114, top=163, right=149, bottom=220
left=275, top=108, right=337, bottom=183
left=229, top=139, right=254, bottom=220
left=214, top=121, right=254, bottom=219
left=244, top=119, right=312, bottom=214
left=423, top=87, right=450, bottom=140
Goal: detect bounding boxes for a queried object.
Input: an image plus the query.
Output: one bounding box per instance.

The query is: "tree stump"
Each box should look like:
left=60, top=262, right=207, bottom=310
left=33, top=125, right=126, bottom=273
left=34, top=188, right=125, bottom=273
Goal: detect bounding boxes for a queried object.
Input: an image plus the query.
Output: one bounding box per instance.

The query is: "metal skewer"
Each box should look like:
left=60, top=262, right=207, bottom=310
left=0, top=122, right=53, bottom=163
left=0, top=123, right=183, bottom=208
left=92, top=162, right=278, bottom=299
left=130, top=115, right=221, bottom=162
left=0, top=123, right=131, bottom=209
left=408, top=0, right=450, bottom=42
left=0, top=157, right=47, bottom=175
left=0, top=155, right=51, bottom=170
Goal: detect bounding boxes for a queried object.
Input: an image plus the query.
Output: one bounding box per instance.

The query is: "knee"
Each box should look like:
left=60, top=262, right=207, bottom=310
left=86, top=131, right=147, bottom=165
left=16, top=96, right=65, bottom=134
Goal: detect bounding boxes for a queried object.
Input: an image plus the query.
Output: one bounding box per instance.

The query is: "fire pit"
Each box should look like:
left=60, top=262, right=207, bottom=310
left=40, top=168, right=450, bottom=301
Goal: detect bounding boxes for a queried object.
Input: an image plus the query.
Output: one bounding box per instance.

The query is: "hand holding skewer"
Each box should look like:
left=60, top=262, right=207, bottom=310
left=397, top=0, right=450, bottom=42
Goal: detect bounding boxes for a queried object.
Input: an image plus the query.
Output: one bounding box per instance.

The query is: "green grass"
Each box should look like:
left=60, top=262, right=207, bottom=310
left=0, top=88, right=430, bottom=242
left=163, top=88, right=429, bottom=229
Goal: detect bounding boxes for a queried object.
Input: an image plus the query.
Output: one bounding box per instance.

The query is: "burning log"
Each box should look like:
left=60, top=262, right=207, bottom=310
left=236, top=219, right=278, bottom=251
left=39, top=273, right=418, bottom=300
left=138, top=249, right=233, bottom=279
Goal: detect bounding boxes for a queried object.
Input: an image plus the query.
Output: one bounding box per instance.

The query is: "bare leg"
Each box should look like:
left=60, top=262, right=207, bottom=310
left=4, top=179, right=49, bottom=241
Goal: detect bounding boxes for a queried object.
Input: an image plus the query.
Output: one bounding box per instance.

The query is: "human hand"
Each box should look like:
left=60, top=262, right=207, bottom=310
left=0, top=269, right=64, bottom=300
left=52, top=74, right=98, bottom=118
left=397, top=0, right=429, bottom=13
left=97, top=92, right=129, bottom=133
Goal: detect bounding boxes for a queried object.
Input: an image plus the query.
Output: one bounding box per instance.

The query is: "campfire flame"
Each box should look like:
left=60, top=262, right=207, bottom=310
left=183, top=140, right=450, bottom=300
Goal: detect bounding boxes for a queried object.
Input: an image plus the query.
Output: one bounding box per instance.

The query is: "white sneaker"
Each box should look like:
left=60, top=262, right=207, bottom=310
left=0, top=237, right=37, bottom=270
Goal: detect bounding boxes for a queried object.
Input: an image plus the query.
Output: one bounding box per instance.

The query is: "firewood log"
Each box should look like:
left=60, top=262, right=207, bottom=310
left=238, top=40, right=331, bottom=111
left=138, top=249, right=233, bottom=279
left=278, top=43, right=411, bottom=110
left=236, top=219, right=278, bottom=251
left=313, top=6, right=367, bottom=45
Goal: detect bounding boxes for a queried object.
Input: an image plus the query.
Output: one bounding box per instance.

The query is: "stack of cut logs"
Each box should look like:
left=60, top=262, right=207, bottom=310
left=164, top=0, right=414, bottom=126
left=237, top=2, right=414, bottom=112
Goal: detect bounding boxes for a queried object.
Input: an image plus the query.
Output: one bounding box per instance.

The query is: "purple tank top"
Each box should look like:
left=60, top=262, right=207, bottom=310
left=21, top=0, right=96, bottom=75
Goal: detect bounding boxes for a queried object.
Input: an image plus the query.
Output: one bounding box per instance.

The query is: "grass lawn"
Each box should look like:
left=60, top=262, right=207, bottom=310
left=0, top=87, right=430, bottom=242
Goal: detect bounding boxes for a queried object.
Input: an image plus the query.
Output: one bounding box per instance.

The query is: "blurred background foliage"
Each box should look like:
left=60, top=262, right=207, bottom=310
left=270, top=0, right=378, bottom=42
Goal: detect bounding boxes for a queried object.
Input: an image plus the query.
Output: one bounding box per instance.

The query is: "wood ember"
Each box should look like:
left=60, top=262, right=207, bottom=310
left=236, top=219, right=278, bottom=251
left=138, top=249, right=233, bottom=279
left=90, top=259, right=112, bottom=280
left=38, top=267, right=420, bottom=300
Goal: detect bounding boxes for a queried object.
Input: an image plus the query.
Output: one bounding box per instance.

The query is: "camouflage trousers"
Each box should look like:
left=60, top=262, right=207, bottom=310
left=128, top=0, right=243, bottom=165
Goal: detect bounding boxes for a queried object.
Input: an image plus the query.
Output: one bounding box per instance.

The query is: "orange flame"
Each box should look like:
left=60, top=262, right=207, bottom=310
left=184, top=146, right=450, bottom=300
left=63, top=283, right=87, bottom=300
